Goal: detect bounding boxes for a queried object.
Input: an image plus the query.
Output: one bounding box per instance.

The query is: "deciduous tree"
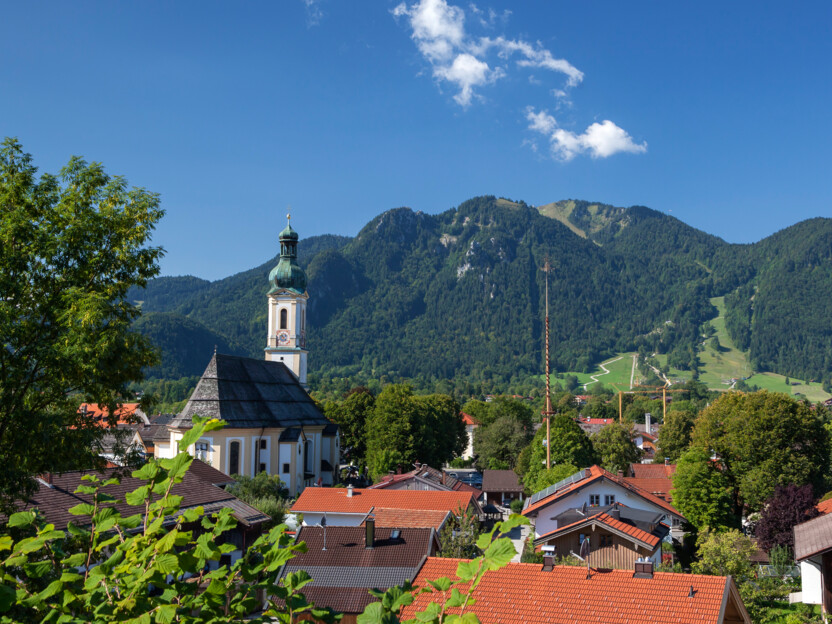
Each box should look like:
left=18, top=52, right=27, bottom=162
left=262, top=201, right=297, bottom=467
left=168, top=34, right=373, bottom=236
left=591, top=423, right=641, bottom=474
left=655, top=403, right=697, bottom=463
left=692, top=528, right=756, bottom=579
left=755, top=484, right=819, bottom=552
left=523, top=415, right=596, bottom=492
left=0, top=139, right=163, bottom=511
left=671, top=448, right=736, bottom=531
left=691, top=390, right=830, bottom=513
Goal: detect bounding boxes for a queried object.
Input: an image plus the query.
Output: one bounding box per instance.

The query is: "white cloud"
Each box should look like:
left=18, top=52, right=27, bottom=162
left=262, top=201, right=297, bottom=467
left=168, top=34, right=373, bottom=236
left=526, top=108, right=647, bottom=161
left=302, top=0, right=324, bottom=26
left=393, top=0, right=647, bottom=161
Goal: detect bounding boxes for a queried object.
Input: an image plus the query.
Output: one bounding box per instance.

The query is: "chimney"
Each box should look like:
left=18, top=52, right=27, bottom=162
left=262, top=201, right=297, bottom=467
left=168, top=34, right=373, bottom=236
left=617, top=469, right=624, bottom=479
left=347, top=484, right=354, bottom=498
left=665, top=457, right=670, bottom=466
left=542, top=556, right=554, bottom=572
left=645, top=412, right=652, bottom=434
left=584, top=468, right=592, bottom=478
left=608, top=503, right=620, bottom=520
left=396, top=465, right=402, bottom=475
left=634, top=559, right=654, bottom=579
left=365, top=517, right=375, bottom=549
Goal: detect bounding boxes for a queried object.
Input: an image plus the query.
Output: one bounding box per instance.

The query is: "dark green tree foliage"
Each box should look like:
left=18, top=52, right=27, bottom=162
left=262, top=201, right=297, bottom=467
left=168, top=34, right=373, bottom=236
left=723, top=283, right=754, bottom=351
left=692, top=391, right=831, bottom=513
left=226, top=471, right=290, bottom=529
left=655, top=403, right=697, bottom=463
left=437, top=511, right=482, bottom=559
left=474, top=416, right=532, bottom=470
left=671, top=448, right=736, bottom=531
left=523, top=415, right=597, bottom=491
left=591, top=423, right=642, bottom=474
left=0, top=139, right=163, bottom=512
left=323, top=386, right=375, bottom=463
left=364, top=384, right=465, bottom=479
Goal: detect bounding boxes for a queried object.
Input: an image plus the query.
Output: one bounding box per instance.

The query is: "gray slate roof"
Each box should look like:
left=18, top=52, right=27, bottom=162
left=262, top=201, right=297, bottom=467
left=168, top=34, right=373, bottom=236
left=794, top=512, right=832, bottom=561
left=170, top=353, right=330, bottom=430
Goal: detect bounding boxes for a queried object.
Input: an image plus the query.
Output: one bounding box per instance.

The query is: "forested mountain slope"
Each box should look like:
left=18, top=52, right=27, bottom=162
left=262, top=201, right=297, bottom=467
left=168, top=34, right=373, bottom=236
left=129, top=197, right=832, bottom=390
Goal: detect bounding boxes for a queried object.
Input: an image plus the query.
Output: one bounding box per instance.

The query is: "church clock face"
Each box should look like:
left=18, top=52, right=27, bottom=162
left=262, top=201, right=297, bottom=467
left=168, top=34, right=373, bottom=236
left=277, top=330, right=290, bottom=346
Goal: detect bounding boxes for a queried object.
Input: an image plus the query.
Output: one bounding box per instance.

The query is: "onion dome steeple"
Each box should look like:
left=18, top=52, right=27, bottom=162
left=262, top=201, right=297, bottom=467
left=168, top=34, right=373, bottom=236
left=268, top=213, right=307, bottom=294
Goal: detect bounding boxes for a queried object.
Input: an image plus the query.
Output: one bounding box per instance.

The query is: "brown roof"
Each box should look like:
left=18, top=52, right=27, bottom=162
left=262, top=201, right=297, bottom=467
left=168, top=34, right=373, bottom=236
left=402, top=558, right=751, bottom=624
left=280, top=526, right=436, bottom=613
left=795, top=512, right=832, bottom=561
left=482, top=469, right=523, bottom=493
left=18, top=464, right=266, bottom=530
left=292, top=487, right=480, bottom=516
left=363, top=507, right=452, bottom=531
left=187, top=459, right=236, bottom=486
left=369, top=464, right=482, bottom=496
left=629, top=463, right=677, bottom=479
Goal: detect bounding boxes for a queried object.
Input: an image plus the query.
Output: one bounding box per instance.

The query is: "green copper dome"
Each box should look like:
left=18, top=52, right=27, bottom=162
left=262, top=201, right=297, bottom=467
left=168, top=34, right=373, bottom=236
left=268, top=221, right=307, bottom=294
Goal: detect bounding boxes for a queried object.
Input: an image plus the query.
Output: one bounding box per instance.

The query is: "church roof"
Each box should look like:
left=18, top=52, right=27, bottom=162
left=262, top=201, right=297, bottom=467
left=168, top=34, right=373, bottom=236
left=169, top=353, right=330, bottom=430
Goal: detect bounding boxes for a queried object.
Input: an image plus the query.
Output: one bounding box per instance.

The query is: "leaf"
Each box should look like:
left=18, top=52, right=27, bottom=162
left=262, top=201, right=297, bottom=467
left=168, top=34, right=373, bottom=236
left=427, top=577, right=451, bottom=592
left=124, top=485, right=150, bottom=506
left=356, top=601, right=398, bottom=624
left=455, top=559, right=480, bottom=581
left=475, top=533, right=493, bottom=551
left=0, top=584, right=15, bottom=613
left=414, top=601, right=442, bottom=622
left=445, top=587, right=466, bottom=608
left=156, top=604, right=177, bottom=624
left=482, top=538, right=516, bottom=570
left=154, top=553, right=179, bottom=574
left=7, top=511, right=36, bottom=528
left=68, top=503, right=96, bottom=517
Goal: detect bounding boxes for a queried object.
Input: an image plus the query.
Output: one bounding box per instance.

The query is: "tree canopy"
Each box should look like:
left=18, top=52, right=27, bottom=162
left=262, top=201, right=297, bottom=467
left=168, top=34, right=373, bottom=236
left=671, top=448, right=736, bottom=532
left=691, top=391, right=830, bottom=512
left=0, top=138, right=163, bottom=511
left=591, top=423, right=641, bottom=474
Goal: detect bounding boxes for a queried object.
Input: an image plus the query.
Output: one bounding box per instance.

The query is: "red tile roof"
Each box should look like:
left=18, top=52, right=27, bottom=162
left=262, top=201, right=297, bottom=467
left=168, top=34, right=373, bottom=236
left=79, top=403, right=147, bottom=427
left=291, top=487, right=479, bottom=516
left=630, top=463, right=677, bottom=479
left=522, top=465, right=684, bottom=520
left=461, top=412, right=479, bottom=426
left=362, top=508, right=452, bottom=531
left=623, top=477, right=675, bottom=502
left=583, top=418, right=614, bottom=425
left=816, top=498, right=832, bottom=515
left=535, top=512, right=662, bottom=549
left=403, top=558, right=746, bottom=624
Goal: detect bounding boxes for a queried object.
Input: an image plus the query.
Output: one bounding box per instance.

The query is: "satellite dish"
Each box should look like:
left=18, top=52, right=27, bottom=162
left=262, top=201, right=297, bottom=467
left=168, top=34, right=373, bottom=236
left=579, top=535, right=590, bottom=560
left=579, top=501, right=587, bottom=516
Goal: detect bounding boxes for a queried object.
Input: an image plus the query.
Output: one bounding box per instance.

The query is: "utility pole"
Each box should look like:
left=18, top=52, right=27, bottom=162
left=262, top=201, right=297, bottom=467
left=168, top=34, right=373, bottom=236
left=542, top=258, right=553, bottom=470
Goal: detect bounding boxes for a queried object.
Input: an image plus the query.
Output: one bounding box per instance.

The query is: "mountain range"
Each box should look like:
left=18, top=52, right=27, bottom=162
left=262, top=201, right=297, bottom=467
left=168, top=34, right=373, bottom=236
left=129, top=196, right=832, bottom=393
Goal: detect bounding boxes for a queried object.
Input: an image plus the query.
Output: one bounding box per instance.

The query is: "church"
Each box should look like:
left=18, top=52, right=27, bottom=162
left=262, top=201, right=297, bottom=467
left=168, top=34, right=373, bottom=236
left=155, top=219, right=339, bottom=495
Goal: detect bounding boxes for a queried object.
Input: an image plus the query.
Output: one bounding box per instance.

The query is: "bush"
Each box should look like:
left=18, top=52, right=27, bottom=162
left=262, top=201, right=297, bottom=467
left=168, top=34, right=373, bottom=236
left=510, top=499, right=524, bottom=514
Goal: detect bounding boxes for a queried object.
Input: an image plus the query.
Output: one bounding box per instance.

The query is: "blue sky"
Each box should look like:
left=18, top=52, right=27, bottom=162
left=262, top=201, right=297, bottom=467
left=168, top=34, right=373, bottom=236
left=2, top=1, right=831, bottom=280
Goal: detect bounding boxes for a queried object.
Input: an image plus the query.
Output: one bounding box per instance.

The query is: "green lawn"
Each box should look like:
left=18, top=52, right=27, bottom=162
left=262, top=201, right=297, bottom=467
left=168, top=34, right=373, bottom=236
left=544, top=295, right=831, bottom=401
left=697, top=297, right=753, bottom=389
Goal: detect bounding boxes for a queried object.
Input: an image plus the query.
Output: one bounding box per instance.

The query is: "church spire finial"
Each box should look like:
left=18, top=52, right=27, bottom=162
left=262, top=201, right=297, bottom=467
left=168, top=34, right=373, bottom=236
left=287, top=205, right=291, bottom=224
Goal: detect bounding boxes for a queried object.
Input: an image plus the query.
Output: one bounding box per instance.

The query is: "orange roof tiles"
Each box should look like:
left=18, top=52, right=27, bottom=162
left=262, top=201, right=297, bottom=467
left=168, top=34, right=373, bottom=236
left=623, top=477, right=674, bottom=502
left=79, top=402, right=146, bottom=427
left=523, top=465, right=684, bottom=520
left=816, top=497, right=832, bottom=515
left=291, top=487, right=478, bottom=516
left=361, top=507, right=451, bottom=531
left=630, top=463, right=677, bottom=479
left=403, top=558, right=743, bottom=624
left=461, top=412, right=479, bottom=426
left=536, top=512, right=661, bottom=549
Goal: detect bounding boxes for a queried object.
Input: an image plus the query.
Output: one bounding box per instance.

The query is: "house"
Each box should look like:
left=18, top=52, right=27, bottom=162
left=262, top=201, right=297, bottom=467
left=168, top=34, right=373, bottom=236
left=816, top=497, right=832, bottom=515
left=460, top=412, right=479, bottom=459
left=369, top=463, right=481, bottom=497
left=79, top=402, right=149, bottom=426
left=278, top=522, right=439, bottom=623
left=156, top=220, right=339, bottom=497
left=633, top=430, right=657, bottom=462
left=577, top=417, right=615, bottom=436
left=481, top=469, right=524, bottom=506
left=402, top=557, right=751, bottom=624
left=624, top=462, right=677, bottom=503
left=14, top=463, right=269, bottom=565
left=522, top=466, right=685, bottom=568
left=291, top=486, right=482, bottom=527
left=794, top=512, right=832, bottom=615
left=360, top=508, right=452, bottom=532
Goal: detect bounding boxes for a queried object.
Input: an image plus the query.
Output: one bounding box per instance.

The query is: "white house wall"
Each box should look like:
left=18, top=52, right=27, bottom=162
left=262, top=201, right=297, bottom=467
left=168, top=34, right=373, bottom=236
left=800, top=558, right=823, bottom=604
left=532, top=480, right=674, bottom=538
left=301, top=512, right=365, bottom=527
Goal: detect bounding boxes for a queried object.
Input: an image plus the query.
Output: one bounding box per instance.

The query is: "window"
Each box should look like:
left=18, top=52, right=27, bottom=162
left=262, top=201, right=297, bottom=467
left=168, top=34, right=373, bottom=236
left=279, top=308, right=288, bottom=330
left=229, top=441, right=240, bottom=475
left=304, top=439, right=313, bottom=473
left=600, top=535, right=612, bottom=547
left=589, top=495, right=600, bottom=506
left=195, top=442, right=209, bottom=462
left=283, top=463, right=290, bottom=473
left=604, top=495, right=615, bottom=506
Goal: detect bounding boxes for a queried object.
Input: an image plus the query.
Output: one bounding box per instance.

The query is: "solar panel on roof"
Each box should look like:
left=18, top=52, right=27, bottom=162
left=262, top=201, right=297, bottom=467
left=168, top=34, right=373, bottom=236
left=528, top=469, right=587, bottom=506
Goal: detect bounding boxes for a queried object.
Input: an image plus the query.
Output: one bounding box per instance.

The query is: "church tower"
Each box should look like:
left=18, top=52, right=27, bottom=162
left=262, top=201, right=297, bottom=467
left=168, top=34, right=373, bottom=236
left=265, top=216, right=308, bottom=386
